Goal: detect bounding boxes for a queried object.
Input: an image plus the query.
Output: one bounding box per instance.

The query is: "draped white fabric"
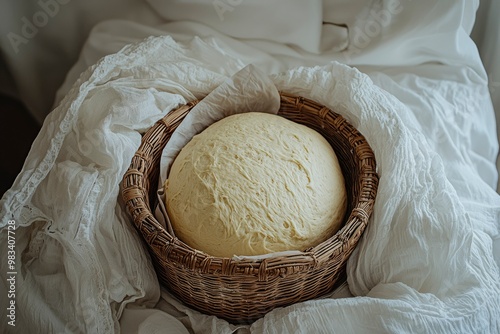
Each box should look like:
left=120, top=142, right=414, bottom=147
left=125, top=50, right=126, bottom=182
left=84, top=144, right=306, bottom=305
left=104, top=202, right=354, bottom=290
left=1, top=1, right=500, bottom=333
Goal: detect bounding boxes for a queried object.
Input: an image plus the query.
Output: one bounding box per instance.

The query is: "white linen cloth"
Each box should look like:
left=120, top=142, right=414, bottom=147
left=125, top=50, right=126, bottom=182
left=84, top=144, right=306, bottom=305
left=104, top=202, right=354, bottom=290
left=1, top=31, right=499, bottom=333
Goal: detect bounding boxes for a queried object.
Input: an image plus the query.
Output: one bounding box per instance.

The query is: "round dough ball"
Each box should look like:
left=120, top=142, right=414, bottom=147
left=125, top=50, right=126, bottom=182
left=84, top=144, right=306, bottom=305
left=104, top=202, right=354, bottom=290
left=165, top=112, right=347, bottom=257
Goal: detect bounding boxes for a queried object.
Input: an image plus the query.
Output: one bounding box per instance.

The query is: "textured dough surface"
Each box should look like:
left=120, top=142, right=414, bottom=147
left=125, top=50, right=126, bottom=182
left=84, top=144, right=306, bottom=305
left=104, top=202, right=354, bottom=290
left=165, top=112, right=347, bottom=257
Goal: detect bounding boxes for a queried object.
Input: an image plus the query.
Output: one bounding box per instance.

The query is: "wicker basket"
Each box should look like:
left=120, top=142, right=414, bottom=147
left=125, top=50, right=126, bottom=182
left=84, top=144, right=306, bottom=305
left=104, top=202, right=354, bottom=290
left=122, top=92, right=378, bottom=323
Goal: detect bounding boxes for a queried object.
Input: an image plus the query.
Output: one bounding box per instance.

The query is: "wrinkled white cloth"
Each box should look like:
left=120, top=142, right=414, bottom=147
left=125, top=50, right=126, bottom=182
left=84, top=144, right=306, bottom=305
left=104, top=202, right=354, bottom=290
left=1, top=32, right=499, bottom=333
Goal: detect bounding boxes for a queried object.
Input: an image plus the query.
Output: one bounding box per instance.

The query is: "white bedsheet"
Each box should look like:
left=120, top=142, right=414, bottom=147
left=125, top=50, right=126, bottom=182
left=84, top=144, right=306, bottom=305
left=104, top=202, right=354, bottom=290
left=1, top=1, right=500, bottom=333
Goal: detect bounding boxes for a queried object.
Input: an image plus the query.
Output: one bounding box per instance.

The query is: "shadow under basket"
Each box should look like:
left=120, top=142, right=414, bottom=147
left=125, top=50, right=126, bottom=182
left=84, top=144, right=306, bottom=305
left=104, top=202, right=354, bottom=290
left=122, top=92, right=378, bottom=324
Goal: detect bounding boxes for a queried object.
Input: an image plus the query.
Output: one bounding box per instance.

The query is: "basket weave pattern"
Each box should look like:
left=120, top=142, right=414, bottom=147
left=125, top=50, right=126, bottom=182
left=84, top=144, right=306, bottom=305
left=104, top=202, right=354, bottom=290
left=122, top=92, right=378, bottom=323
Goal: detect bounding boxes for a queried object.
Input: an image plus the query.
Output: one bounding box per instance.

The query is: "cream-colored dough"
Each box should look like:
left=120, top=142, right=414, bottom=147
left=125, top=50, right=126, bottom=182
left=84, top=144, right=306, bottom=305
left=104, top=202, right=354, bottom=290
left=165, top=112, right=347, bottom=257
